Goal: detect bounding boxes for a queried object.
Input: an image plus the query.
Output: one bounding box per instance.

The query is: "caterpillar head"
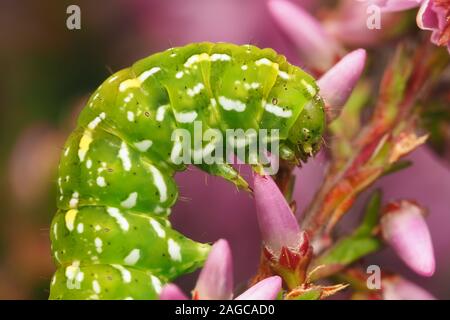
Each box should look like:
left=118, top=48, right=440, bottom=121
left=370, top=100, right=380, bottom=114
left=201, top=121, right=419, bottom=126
left=287, top=94, right=326, bottom=161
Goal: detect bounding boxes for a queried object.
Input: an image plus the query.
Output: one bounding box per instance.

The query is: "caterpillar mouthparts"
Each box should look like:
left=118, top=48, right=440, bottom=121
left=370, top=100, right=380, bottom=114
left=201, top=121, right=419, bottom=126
left=49, top=42, right=325, bottom=300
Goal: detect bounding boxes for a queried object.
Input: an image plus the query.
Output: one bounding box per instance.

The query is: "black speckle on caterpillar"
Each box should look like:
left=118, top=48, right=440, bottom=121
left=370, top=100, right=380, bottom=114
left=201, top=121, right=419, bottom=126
left=49, top=42, right=325, bottom=299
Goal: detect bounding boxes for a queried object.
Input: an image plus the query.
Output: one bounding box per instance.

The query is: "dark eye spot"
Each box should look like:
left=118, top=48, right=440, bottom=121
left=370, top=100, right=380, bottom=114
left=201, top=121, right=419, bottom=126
left=272, top=98, right=278, bottom=105
left=144, top=111, right=150, bottom=117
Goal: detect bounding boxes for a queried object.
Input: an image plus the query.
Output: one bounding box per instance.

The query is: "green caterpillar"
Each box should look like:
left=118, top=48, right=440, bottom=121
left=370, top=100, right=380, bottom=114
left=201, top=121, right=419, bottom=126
left=49, top=42, right=325, bottom=300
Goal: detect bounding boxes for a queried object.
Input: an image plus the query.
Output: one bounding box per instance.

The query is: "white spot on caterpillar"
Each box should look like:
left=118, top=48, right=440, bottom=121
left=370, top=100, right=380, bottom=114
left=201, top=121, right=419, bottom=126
left=243, top=82, right=260, bottom=90
left=107, top=207, right=129, bottom=231
left=78, top=130, right=93, bottom=162
left=77, top=223, right=84, bottom=234
left=127, top=111, right=135, bottom=122
left=211, top=53, right=231, bottom=62
left=241, top=65, right=248, bottom=70
left=218, top=96, right=246, bottom=112
left=149, top=218, right=166, bottom=238
left=151, top=275, right=162, bottom=294
left=95, top=225, right=102, bottom=231
left=119, top=79, right=140, bottom=92
left=147, top=164, right=167, bottom=202
left=53, top=223, right=58, bottom=240
left=92, top=280, right=101, bottom=294
left=175, top=71, right=184, bottom=79
left=210, top=98, right=217, bottom=107
left=95, top=237, right=103, bottom=253
left=118, top=142, right=132, bottom=171
left=121, top=192, right=138, bottom=209
left=119, top=67, right=160, bottom=92
left=278, top=70, right=290, bottom=80
left=108, top=75, right=119, bottom=83
left=255, top=58, right=275, bottom=66
left=76, top=271, right=84, bottom=283
left=301, top=79, right=317, bottom=96
left=124, top=297, right=134, bottom=300
left=156, top=104, right=169, bottom=122
left=89, top=294, right=100, bottom=300
left=88, top=112, right=106, bottom=130
left=65, top=209, right=78, bottom=231
left=86, top=159, right=92, bottom=169
left=65, top=262, right=79, bottom=279
left=54, top=251, right=60, bottom=263
left=154, top=206, right=170, bottom=215
left=124, top=93, right=133, bottom=103
left=65, top=261, right=82, bottom=288
left=111, top=264, right=131, bottom=283
left=184, top=53, right=209, bottom=68
left=174, top=110, right=198, bottom=123
left=168, top=238, right=181, bottom=261
left=96, top=176, right=106, bottom=187
left=69, top=192, right=79, bottom=208
left=138, top=67, right=161, bottom=82
left=124, top=249, right=140, bottom=265
left=134, top=140, right=152, bottom=152
left=64, top=147, right=70, bottom=157
left=263, top=101, right=293, bottom=118
left=187, top=83, right=205, bottom=97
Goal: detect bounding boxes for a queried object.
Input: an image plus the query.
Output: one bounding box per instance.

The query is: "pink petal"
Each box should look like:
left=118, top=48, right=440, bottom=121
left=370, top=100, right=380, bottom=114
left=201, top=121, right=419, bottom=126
left=193, top=239, right=234, bottom=300
left=383, top=276, right=436, bottom=300
left=317, top=49, right=366, bottom=117
left=267, top=0, right=341, bottom=72
left=235, top=276, right=282, bottom=300
left=417, top=0, right=439, bottom=30
left=159, top=284, right=189, bottom=300
left=381, top=201, right=435, bottom=277
left=253, top=174, right=301, bottom=257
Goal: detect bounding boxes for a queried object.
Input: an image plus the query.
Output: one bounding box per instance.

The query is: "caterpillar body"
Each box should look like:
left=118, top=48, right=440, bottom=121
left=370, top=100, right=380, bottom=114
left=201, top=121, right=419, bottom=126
left=49, top=42, right=325, bottom=300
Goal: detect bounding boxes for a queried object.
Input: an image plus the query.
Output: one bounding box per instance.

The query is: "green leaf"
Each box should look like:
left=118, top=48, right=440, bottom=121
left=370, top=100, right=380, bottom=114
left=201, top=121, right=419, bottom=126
left=319, top=236, right=381, bottom=266
left=354, top=190, right=382, bottom=237
left=293, top=289, right=322, bottom=300
left=382, top=160, right=412, bottom=177
left=315, top=190, right=382, bottom=270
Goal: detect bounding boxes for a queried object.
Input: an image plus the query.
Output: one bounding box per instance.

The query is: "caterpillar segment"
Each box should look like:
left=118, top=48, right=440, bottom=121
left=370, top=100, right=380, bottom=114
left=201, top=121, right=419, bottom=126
left=50, top=42, right=325, bottom=299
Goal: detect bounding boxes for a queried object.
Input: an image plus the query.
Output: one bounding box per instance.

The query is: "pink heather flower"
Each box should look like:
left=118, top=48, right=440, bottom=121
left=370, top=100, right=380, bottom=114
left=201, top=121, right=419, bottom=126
left=267, top=0, right=342, bottom=72
left=193, top=239, right=234, bottom=300
left=159, top=284, right=188, bottom=300
left=159, top=239, right=282, bottom=300
left=382, top=276, right=436, bottom=300
left=253, top=174, right=312, bottom=289
left=375, top=0, right=450, bottom=52
left=381, top=201, right=435, bottom=277
left=253, top=174, right=301, bottom=256
left=317, top=49, right=367, bottom=120
left=235, top=276, right=282, bottom=300
left=417, top=0, right=450, bottom=53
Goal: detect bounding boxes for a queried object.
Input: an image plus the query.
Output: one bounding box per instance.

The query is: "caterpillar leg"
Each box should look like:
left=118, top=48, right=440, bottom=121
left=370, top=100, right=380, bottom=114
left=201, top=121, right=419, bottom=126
left=195, top=162, right=251, bottom=192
